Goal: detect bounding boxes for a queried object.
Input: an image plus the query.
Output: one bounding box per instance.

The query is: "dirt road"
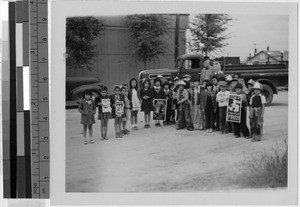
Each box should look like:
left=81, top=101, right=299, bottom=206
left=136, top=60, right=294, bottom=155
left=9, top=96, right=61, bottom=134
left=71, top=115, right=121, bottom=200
left=66, top=91, right=288, bottom=192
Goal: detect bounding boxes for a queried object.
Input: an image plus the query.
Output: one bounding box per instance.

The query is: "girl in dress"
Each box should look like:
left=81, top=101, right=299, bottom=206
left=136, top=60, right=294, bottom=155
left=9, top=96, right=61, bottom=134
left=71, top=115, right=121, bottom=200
left=163, top=82, right=173, bottom=125
left=95, top=86, right=111, bottom=140
left=78, top=90, right=96, bottom=144
left=140, top=79, right=154, bottom=128
left=110, top=85, right=125, bottom=138
left=128, top=78, right=141, bottom=130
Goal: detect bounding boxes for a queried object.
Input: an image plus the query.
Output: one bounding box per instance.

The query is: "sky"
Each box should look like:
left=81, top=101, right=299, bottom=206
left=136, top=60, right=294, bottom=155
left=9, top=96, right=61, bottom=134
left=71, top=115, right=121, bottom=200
left=188, top=14, right=289, bottom=61
left=0, top=2, right=289, bottom=62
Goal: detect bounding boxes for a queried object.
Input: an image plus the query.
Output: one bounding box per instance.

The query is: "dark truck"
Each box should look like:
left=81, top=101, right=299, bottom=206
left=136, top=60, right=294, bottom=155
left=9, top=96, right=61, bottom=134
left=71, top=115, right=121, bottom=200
left=66, top=77, right=103, bottom=108
left=138, top=53, right=288, bottom=105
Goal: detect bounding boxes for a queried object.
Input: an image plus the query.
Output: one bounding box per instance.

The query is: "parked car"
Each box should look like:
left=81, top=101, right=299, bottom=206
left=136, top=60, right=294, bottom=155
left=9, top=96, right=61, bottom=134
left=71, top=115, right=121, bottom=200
left=66, top=77, right=103, bottom=108
left=138, top=53, right=288, bottom=105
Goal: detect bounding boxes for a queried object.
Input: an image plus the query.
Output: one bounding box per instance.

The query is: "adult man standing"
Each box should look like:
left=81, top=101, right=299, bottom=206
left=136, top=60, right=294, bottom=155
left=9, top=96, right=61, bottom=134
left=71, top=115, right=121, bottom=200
left=200, top=57, right=221, bottom=83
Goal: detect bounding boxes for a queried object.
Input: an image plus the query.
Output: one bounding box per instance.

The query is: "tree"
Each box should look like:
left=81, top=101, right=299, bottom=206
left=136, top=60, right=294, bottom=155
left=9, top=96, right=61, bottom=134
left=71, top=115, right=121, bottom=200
left=189, top=14, right=233, bottom=56
left=125, top=14, right=169, bottom=69
left=66, top=17, right=104, bottom=74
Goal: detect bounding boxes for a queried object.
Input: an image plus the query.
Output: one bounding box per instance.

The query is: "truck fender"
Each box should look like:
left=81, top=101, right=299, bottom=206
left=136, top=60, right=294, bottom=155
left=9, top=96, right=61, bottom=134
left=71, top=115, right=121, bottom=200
left=256, top=78, right=278, bottom=94
left=70, top=85, right=101, bottom=102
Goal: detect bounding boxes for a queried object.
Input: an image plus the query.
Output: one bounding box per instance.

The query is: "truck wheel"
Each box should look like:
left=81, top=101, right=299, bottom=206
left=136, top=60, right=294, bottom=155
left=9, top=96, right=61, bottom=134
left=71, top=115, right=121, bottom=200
left=262, top=84, right=273, bottom=106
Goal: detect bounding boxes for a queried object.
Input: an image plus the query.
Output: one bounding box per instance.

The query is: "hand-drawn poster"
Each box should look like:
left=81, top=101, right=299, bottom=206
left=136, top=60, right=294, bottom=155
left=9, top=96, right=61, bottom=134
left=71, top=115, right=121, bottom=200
left=153, top=99, right=167, bottom=121
left=115, top=101, right=124, bottom=117
left=226, top=94, right=242, bottom=123
left=101, top=98, right=111, bottom=113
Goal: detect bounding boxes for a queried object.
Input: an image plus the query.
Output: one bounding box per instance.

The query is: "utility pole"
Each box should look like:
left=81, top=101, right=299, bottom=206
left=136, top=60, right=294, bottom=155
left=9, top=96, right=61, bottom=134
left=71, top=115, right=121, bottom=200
left=174, top=14, right=180, bottom=62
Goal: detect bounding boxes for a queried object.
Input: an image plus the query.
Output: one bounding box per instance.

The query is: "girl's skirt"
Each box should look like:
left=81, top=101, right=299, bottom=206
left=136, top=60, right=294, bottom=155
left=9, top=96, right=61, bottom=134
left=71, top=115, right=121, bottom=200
left=123, top=108, right=131, bottom=121
left=98, top=112, right=111, bottom=120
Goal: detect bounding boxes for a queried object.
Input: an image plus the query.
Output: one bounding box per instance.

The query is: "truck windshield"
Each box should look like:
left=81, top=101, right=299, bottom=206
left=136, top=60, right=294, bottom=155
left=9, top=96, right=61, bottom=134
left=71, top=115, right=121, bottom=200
left=176, top=58, right=201, bottom=69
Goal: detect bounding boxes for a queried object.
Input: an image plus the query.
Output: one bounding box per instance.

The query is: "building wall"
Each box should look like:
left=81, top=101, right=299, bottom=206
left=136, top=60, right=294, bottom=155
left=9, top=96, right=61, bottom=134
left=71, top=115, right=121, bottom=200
left=66, top=15, right=189, bottom=91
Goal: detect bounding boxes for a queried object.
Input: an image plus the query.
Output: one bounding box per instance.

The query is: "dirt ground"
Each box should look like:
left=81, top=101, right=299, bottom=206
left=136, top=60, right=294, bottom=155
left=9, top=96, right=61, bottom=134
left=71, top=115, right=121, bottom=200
left=66, top=91, right=288, bottom=192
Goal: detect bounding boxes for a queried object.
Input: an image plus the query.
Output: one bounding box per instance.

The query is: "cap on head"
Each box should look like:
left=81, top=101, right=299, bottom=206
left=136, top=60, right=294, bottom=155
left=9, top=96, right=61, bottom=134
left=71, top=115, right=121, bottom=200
left=225, top=75, right=232, bottom=82
left=253, top=82, right=262, bottom=90
left=247, top=79, right=255, bottom=86
left=174, top=76, right=180, bottom=81
left=177, top=80, right=186, bottom=86
left=182, top=74, right=192, bottom=79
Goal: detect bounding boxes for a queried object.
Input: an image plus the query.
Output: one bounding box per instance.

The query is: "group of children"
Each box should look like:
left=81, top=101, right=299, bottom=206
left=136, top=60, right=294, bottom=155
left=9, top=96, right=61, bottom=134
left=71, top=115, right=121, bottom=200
left=78, top=73, right=266, bottom=144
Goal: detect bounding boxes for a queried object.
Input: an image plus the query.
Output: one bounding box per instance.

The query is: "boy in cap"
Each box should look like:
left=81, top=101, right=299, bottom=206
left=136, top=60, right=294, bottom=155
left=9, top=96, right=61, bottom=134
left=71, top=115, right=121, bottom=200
left=232, top=83, right=250, bottom=138
left=249, top=82, right=266, bottom=142
left=216, top=81, right=230, bottom=134
left=176, top=80, right=193, bottom=131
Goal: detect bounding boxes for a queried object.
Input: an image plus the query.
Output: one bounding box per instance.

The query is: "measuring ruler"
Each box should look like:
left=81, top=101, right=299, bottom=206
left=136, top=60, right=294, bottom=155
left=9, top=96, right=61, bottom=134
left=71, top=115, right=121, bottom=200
left=29, top=0, right=49, bottom=198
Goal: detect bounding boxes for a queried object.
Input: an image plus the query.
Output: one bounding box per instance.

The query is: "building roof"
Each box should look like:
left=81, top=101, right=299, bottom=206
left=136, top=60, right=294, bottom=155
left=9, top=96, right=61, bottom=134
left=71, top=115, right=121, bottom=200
left=248, top=50, right=288, bottom=62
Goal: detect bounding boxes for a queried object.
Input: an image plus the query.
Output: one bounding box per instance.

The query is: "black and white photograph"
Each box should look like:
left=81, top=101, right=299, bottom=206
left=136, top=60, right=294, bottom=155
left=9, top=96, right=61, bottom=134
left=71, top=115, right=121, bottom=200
left=50, top=0, right=297, bottom=205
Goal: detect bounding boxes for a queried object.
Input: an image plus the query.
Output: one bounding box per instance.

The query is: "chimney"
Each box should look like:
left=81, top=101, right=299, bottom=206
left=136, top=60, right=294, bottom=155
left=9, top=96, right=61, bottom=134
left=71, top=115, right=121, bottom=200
left=267, top=46, right=269, bottom=51
left=254, top=48, right=257, bottom=55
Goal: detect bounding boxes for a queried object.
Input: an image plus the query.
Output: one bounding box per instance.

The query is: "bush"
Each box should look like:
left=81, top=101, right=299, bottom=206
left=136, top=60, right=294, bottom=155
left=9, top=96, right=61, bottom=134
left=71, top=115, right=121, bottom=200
left=237, top=140, right=287, bottom=188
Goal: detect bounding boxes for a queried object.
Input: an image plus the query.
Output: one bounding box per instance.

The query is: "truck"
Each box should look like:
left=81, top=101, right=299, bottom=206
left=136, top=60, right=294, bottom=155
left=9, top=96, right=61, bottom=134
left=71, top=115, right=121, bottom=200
left=138, top=53, right=288, bottom=105
left=66, top=77, right=103, bottom=108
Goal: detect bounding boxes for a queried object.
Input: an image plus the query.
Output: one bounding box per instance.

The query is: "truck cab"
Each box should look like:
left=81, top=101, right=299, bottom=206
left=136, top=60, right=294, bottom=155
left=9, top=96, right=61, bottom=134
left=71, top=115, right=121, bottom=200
left=173, top=53, right=204, bottom=81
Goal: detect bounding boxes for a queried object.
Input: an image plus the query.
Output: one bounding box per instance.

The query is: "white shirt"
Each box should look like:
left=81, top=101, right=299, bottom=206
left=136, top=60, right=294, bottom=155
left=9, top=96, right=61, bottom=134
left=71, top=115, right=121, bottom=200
left=216, top=90, right=230, bottom=107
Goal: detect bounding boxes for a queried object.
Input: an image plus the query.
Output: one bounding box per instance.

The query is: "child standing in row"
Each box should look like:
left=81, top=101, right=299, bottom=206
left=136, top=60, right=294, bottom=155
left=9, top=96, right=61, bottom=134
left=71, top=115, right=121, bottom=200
left=140, top=79, right=153, bottom=128
left=176, top=80, right=193, bottom=131
left=128, top=78, right=141, bottom=130
left=249, top=82, right=266, bottom=142
left=232, top=83, right=250, bottom=138
left=78, top=90, right=96, bottom=144
left=216, top=81, right=230, bottom=134
left=191, top=80, right=201, bottom=129
left=152, top=78, right=166, bottom=127
left=110, top=85, right=125, bottom=138
left=121, top=84, right=131, bottom=135
left=163, top=82, right=173, bottom=125
left=205, top=82, right=217, bottom=133
left=172, top=77, right=180, bottom=123
left=95, top=86, right=111, bottom=140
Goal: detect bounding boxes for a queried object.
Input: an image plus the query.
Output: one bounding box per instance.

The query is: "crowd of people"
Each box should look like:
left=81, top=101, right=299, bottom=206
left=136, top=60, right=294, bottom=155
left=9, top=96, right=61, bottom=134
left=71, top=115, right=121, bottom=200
left=78, top=64, right=266, bottom=145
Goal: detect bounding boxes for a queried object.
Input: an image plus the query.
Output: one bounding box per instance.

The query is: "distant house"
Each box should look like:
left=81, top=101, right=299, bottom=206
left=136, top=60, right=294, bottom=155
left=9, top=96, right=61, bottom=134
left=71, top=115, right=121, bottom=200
left=247, top=49, right=288, bottom=65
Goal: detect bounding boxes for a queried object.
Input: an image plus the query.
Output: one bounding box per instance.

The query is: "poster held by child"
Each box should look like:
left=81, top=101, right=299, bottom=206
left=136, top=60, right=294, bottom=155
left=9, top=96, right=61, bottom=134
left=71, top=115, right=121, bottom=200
left=78, top=90, right=96, bottom=144
left=152, top=77, right=166, bottom=127
left=110, top=85, right=126, bottom=138
left=95, top=86, right=111, bottom=140
left=231, top=83, right=250, bottom=138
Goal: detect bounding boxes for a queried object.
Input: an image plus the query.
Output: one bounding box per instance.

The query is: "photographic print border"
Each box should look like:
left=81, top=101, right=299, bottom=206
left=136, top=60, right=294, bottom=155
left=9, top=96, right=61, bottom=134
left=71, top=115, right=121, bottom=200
left=50, top=0, right=298, bottom=205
